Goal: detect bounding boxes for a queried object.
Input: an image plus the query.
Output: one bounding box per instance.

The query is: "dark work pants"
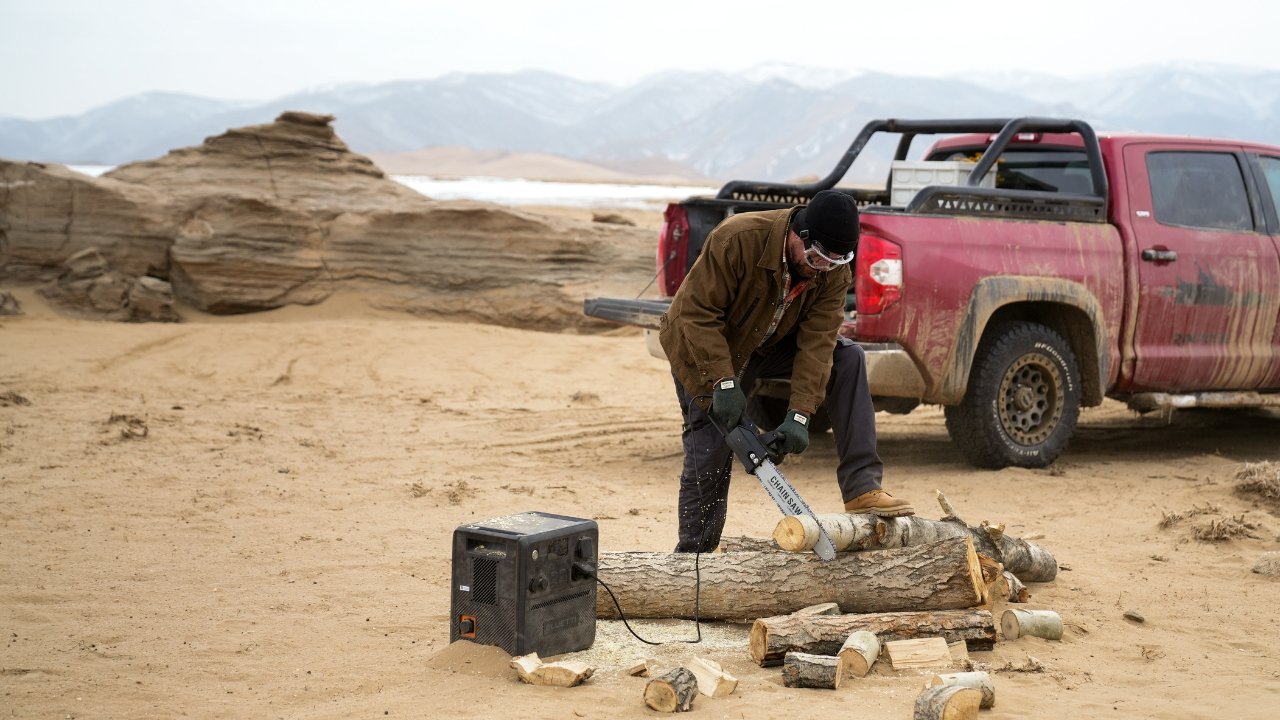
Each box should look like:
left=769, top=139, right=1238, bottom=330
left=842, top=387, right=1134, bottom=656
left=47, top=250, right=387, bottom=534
left=673, top=336, right=884, bottom=552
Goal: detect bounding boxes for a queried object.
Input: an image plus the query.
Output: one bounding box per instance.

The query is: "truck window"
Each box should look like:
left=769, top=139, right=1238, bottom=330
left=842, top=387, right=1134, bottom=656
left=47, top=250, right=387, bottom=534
left=931, top=148, right=1093, bottom=194
left=1257, top=156, right=1280, bottom=223
left=1146, top=152, right=1254, bottom=232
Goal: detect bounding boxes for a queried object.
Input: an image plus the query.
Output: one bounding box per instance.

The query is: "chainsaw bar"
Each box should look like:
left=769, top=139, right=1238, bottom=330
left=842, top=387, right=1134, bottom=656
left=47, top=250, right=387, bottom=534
left=713, top=419, right=837, bottom=561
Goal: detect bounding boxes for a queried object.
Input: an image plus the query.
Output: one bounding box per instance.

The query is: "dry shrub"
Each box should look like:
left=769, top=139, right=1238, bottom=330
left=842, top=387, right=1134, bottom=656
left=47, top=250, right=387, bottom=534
left=1191, top=514, right=1261, bottom=542
left=1236, top=461, right=1280, bottom=512
left=1158, top=503, right=1220, bottom=529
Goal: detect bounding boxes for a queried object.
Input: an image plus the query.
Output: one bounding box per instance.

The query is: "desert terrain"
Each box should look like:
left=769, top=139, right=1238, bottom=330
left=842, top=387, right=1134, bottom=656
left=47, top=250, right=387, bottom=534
left=3, top=118, right=1280, bottom=717
left=3, top=247, right=1280, bottom=719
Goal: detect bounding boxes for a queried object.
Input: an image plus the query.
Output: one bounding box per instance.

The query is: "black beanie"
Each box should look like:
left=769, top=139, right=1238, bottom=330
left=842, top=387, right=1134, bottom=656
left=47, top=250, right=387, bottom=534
left=793, top=190, right=859, bottom=256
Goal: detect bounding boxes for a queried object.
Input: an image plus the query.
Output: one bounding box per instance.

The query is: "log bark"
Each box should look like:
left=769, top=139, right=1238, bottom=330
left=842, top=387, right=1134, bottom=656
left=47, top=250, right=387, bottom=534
left=929, top=671, right=995, bottom=709
left=914, top=685, right=981, bottom=720
left=597, top=537, right=984, bottom=621
left=644, top=668, right=698, bottom=712
left=1001, top=609, right=1062, bottom=640
left=687, top=657, right=737, bottom=698
left=750, top=609, right=996, bottom=666
left=782, top=652, right=844, bottom=689
left=773, top=512, right=1058, bottom=582
left=838, top=630, right=881, bottom=677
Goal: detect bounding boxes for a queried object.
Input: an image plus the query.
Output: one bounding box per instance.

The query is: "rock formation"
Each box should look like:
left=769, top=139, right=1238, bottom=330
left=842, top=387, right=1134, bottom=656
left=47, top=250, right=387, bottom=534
left=1, top=111, right=652, bottom=328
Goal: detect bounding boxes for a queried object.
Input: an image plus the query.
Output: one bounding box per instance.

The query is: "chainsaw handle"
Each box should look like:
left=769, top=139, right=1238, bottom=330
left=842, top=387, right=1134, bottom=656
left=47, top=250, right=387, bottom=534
left=758, top=430, right=785, bottom=460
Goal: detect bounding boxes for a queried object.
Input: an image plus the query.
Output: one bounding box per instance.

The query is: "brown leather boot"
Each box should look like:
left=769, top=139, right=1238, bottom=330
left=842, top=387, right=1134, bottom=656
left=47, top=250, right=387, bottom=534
left=843, top=489, right=915, bottom=517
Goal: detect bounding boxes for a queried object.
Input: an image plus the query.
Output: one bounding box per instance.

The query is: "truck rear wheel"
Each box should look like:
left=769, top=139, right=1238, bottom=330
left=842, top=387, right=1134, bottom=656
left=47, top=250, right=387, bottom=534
left=944, top=321, right=1080, bottom=469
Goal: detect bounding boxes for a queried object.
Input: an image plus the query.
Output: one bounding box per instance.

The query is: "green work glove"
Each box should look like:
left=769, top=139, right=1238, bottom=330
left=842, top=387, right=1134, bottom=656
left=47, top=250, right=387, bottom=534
left=768, top=410, right=811, bottom=456
left=709, top=377, right=746, bottom=429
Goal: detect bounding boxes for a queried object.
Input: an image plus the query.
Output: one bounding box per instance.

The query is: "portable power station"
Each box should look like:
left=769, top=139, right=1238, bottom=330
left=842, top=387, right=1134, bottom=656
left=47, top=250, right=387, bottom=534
left=449, top=511, right=598, bottom=656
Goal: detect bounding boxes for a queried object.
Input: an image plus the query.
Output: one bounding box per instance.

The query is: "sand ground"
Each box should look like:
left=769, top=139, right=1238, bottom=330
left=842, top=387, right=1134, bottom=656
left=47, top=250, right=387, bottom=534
left=3, top=270, right=1280, bottom=718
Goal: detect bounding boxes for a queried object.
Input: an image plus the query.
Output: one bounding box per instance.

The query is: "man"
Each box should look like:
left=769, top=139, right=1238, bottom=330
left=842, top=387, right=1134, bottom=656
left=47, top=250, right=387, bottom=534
left=659, top=190, right=914, bottom=553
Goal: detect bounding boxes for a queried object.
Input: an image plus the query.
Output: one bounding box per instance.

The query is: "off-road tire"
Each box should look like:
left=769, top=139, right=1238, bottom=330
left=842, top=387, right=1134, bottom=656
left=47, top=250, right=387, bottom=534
left=945, top=321, right=1081, bottom=469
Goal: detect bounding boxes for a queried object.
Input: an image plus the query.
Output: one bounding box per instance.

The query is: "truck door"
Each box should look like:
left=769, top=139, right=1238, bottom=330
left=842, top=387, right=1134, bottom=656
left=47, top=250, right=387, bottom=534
left=1251, top=153, right=1280, bottom=388
left=1122, top=143, right=1280, bottom=391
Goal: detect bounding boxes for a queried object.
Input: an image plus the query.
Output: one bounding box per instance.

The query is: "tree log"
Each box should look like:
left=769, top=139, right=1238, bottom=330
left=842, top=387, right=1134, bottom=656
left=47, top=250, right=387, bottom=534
left=839, top=630, right=881, bottom=677
left=773, top=512, right=1057, bottom=582
left=750, top=609, right=996, bottom=666
left=597, top=537, right=984, bottom=621
left=1001, top=609, right=1062, bottom=640
left=782, top=652, right=844, bottom=689
left=929, top=671, right=995, bottom=709
left=644, top=668, right=698, bottom=712
left=914, top=685, right=981, bottom=720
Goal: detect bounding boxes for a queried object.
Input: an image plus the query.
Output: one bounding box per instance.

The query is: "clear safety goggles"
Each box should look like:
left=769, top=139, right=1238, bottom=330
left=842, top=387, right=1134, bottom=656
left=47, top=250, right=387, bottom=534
left=799, top=231, right=855, bottom=271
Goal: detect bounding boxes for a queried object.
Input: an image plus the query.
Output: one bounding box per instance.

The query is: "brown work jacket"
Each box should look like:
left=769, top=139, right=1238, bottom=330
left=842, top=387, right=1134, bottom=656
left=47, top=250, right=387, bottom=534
left=658, top=207, right=851, bottom=415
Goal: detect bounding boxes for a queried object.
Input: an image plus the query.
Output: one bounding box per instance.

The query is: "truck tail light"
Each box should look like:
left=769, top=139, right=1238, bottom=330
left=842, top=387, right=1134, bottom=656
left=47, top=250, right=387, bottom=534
left=855, top=234, right=903, bottom=315
left=657, top=203, right=689, bottom=297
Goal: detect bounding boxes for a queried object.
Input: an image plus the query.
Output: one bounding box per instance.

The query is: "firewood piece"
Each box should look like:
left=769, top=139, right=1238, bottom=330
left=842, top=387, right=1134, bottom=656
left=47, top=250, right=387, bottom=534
left=626, top=659, right=652, bottom=677
left=781, top=652, right=844, bottom=689
left=687, top=656, right=737, bottom=698
left=839, top=630, right=881, bottom=677
left=1001, top=609, right=1063, bottom=640
left=598, top=537, right=984, bottom=621
left=929, top=671, right=995, bottom=709
left=793, top=602, right=840, bottom=617
left=644, top=668, right=698, bottom=712
left=772, top=512, right=1058, bottom=582
left=509, top=652, right=594, bottom=687
left=1003, top=571, right=1029, bottom=602
left=975, top=554, right=1004, bottom=607
left=750, top=609, right=996, bottom=666
left=885, top=638, right=953, bottom=670
left=914, top=684, right=981, bottom=720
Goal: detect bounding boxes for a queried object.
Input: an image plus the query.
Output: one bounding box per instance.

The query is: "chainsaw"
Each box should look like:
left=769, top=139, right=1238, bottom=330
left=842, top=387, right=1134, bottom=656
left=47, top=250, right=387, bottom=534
left=707, top=413, right=837, bottom=561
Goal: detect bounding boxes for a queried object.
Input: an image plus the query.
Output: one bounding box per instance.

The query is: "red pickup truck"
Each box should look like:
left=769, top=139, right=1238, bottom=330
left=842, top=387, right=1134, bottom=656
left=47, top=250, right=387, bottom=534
left=586, top=118, right=1280, bottom=468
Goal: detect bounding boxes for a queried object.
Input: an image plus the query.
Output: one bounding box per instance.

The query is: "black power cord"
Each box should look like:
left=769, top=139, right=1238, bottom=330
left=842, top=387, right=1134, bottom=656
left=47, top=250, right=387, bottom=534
left=578, top=391, right=728, bottom=646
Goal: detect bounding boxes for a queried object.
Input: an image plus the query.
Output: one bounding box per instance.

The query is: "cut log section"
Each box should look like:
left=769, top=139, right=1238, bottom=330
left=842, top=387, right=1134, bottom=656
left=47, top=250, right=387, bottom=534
left=929, top=671, right=995, bottom=709
left=1001, top=609, right=1063, bottom=640
left=750, top=609, right=996, bottom=666
left=644, top=668, right=698, bottom=712
left=782, top=652, right=844, bottom=689
left=839, top=630, right=881, bottom=677
left=626, top=659, right=652, bottom=677
left=914, top=684, right=981, bottom=720
left=773, top=509, right=1057, bottom=583
left=885, top=637, right=952, bottom=670
left=1003, top=571, right=1029, bottom=603
left=509, top=652, right=594, bottom=687
left=687, top=656, right=737, bottom=698
left=598, top=537, right=984, bottom=621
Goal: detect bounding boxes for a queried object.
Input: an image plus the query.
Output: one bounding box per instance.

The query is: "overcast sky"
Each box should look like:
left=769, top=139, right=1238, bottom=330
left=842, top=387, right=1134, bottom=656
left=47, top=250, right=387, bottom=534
left=3, top=0, right=1279, bottom=119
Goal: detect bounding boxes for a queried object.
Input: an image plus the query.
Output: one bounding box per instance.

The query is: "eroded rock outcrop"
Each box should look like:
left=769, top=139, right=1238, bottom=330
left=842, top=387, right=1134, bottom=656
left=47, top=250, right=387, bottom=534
left=35, top=247, right=178, bottom=322
left=1, top=111, right=651, bottom=329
